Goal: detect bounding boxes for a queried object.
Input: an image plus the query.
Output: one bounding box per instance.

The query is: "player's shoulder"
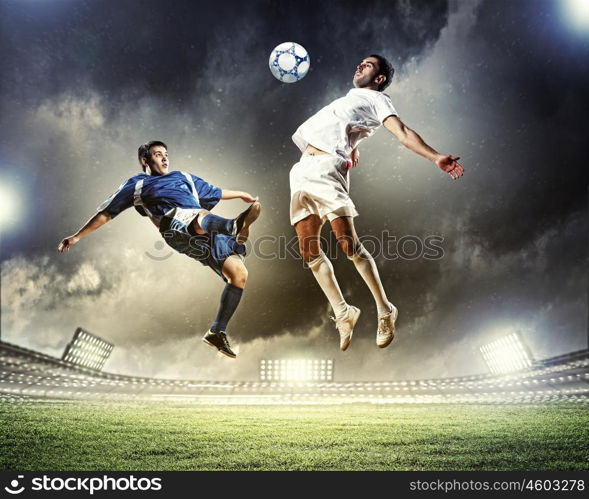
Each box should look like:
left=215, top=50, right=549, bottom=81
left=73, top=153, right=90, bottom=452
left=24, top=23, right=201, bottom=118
left=115, top=172, right=148, bottom=188
left=364, top=90, right=397, bottom=115
left=168, top=170, right=195, bottom=178
left=378, top=91, right=393, bottom=102
left=177, top=170, right=206, bottom=182
left=122, top=172, right=150, bottom=186
left=368, top=89, right=393, bottom=104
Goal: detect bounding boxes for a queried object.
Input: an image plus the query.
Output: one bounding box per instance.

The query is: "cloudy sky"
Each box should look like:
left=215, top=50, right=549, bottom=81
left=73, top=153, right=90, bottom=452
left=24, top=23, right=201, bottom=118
left=0, top=0, right=587, bottom=380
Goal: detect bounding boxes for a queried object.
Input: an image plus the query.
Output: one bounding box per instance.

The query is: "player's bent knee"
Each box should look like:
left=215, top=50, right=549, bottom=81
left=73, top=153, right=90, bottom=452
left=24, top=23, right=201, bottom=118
left=300, top=247, right=320, bottom=263
left=299, top=239, right=321, bottom=263
left=229, top=265, right=248, bottom=288
left=336, top=236, right=359, bottom=257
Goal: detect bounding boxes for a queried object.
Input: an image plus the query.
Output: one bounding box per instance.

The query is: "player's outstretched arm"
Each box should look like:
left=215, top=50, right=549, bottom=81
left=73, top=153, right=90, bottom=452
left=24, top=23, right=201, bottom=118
left=220, top=190, right=258, bottom=203
left=57, top=211, right=112, bottom=253
left=383, top=115, right=464, bottom=180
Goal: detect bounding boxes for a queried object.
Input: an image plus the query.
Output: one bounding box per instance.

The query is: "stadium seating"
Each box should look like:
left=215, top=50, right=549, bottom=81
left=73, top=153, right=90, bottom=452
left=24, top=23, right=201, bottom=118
left=1, top=342, right=587, bottom=404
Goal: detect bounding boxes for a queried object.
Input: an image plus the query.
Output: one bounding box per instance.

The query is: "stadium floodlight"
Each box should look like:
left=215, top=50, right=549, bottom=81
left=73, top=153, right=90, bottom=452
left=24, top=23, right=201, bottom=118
left=62, top=327, right=114, bottom=371
left=480, top=332, right=533, bottom=375
left=260, top=359, right=334, bottom=381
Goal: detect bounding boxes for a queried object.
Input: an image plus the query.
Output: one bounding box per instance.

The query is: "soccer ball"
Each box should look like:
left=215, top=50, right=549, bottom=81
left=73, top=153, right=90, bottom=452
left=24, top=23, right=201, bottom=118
left=268, top=42, right=310, bottom=83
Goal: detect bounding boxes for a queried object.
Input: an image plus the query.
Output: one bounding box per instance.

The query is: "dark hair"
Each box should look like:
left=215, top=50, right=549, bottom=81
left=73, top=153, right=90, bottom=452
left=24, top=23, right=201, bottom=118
left=368, top=54, right=394, bottom=91
left=138, top=140, right=167, bottom=170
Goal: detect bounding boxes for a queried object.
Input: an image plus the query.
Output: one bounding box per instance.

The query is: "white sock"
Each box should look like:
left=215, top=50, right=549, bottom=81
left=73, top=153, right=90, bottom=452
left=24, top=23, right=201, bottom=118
left=350, top=246, right=390, bottom=316
left=308, top=252, right=348, bottom=319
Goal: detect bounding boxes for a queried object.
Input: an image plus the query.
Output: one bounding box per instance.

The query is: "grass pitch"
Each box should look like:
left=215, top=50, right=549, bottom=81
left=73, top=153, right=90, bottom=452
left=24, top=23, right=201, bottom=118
left=0, top=402, right=587, bottom=471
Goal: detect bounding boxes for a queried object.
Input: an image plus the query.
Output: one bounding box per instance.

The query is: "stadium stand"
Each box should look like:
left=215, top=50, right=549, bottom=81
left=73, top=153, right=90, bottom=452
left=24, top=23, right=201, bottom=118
left=1, top=341, right=588, bottom=404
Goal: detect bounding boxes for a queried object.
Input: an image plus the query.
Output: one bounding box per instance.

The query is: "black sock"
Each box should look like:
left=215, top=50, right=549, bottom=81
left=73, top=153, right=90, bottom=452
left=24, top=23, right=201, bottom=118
left=210, top=284, right=244, bottom=333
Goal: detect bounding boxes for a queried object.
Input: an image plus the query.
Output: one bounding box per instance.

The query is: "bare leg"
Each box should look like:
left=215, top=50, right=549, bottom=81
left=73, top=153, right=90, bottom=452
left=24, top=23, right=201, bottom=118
left=329, top=216, right=362, bottom=257
left=331, top=216, right=391, bottom=315
left=221, top=254, right=248, bottom=289
left=295, top=215, right=348, bottom=318
left=295, top=214, right=323, bottom=263
left=191, top=210, right=210, bottom=235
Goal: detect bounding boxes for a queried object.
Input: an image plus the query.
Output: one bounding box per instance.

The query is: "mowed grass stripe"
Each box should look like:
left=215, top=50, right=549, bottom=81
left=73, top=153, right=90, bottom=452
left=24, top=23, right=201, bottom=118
left=0, top=402, right=587, bottom=470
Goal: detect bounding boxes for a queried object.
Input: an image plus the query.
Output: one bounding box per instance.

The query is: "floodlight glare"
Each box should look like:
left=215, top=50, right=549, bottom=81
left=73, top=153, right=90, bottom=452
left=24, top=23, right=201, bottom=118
left=62, top=327, right=114, bottom=371
left=480, top=332, right=533, bottom=374
left=0, top=181, right=20, bottom=229
left=563, top=0, right=589, bottom=30
left=260, top=359, right=334, bottom=381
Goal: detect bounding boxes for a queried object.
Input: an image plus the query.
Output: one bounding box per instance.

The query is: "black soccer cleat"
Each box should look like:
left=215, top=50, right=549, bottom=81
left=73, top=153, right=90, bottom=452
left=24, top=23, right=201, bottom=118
left=202, top=330, right=236, bottom=359
left=232, top=201, right=261, bottom=244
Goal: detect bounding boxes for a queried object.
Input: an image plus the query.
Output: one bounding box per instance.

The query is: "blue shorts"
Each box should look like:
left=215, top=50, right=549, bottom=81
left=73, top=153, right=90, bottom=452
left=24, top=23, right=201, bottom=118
left=159, top=212, right=246, bottom=281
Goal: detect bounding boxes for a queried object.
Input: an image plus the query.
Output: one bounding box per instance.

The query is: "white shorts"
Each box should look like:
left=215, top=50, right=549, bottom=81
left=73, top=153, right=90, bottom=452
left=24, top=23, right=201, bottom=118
left=289, top=153, right=358, bottom=225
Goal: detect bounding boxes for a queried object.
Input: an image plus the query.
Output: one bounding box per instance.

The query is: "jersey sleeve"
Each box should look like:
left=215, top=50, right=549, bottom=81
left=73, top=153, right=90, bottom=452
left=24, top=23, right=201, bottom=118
left=373, top=92, right=398, bottom=123
left=191, top=174, right=222, bottom=211
left=96, top=178, right=135, bottom=218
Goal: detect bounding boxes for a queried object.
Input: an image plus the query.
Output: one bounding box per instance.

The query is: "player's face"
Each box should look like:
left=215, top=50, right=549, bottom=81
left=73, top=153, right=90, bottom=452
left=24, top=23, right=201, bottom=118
left=353, top=57, right=381, bottom=89
left=145, top=146, right=169, bottom=176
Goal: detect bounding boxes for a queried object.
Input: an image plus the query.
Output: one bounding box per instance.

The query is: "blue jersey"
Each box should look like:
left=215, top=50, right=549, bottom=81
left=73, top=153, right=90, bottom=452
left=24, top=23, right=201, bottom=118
left=97, top=170, right=222, bottom=222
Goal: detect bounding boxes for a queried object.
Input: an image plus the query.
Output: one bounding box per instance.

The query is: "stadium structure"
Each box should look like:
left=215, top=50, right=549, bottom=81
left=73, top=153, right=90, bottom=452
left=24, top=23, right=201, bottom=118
left=1, top=340, right=588, bottom=405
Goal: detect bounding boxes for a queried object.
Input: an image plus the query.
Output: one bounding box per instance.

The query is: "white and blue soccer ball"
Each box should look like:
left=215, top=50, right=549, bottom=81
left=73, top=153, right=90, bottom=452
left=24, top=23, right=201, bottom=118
left=269, top=42, right=310, bottom=83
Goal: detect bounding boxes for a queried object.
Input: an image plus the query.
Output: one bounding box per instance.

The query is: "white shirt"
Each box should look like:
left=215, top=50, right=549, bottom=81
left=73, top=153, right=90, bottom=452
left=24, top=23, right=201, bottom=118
left=292, top=88, right=398, bottom=160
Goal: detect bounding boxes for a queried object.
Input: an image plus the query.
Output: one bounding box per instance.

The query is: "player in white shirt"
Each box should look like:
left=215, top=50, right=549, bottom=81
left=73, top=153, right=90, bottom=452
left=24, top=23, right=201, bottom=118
left=290, top=54, right=464, bottom=351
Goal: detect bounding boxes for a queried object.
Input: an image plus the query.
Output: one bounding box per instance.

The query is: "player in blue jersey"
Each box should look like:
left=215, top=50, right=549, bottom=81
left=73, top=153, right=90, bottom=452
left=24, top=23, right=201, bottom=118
left=57, top=140, right=261, bottom=358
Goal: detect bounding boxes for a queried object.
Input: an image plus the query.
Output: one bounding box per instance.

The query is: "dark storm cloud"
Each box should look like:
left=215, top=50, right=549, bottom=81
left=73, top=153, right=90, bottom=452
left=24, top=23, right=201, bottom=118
left=452, top=0, right=589, bottom=256
left=0, top=0, right=586, bottom=379
left=1, top=0, right=448, bottom=105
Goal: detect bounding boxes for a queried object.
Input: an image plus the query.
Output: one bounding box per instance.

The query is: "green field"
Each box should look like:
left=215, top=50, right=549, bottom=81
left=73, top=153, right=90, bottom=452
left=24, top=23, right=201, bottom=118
left=0, top=401, right=587, bottom=471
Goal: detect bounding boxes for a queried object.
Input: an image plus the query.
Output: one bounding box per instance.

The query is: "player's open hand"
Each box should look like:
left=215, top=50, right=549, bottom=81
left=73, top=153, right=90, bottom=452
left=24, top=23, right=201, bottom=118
left=57, top=235, right=80, bottom=253
left=240, top=192, right=258, bottom=203
left=436, top=155, right=464, bottom=180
